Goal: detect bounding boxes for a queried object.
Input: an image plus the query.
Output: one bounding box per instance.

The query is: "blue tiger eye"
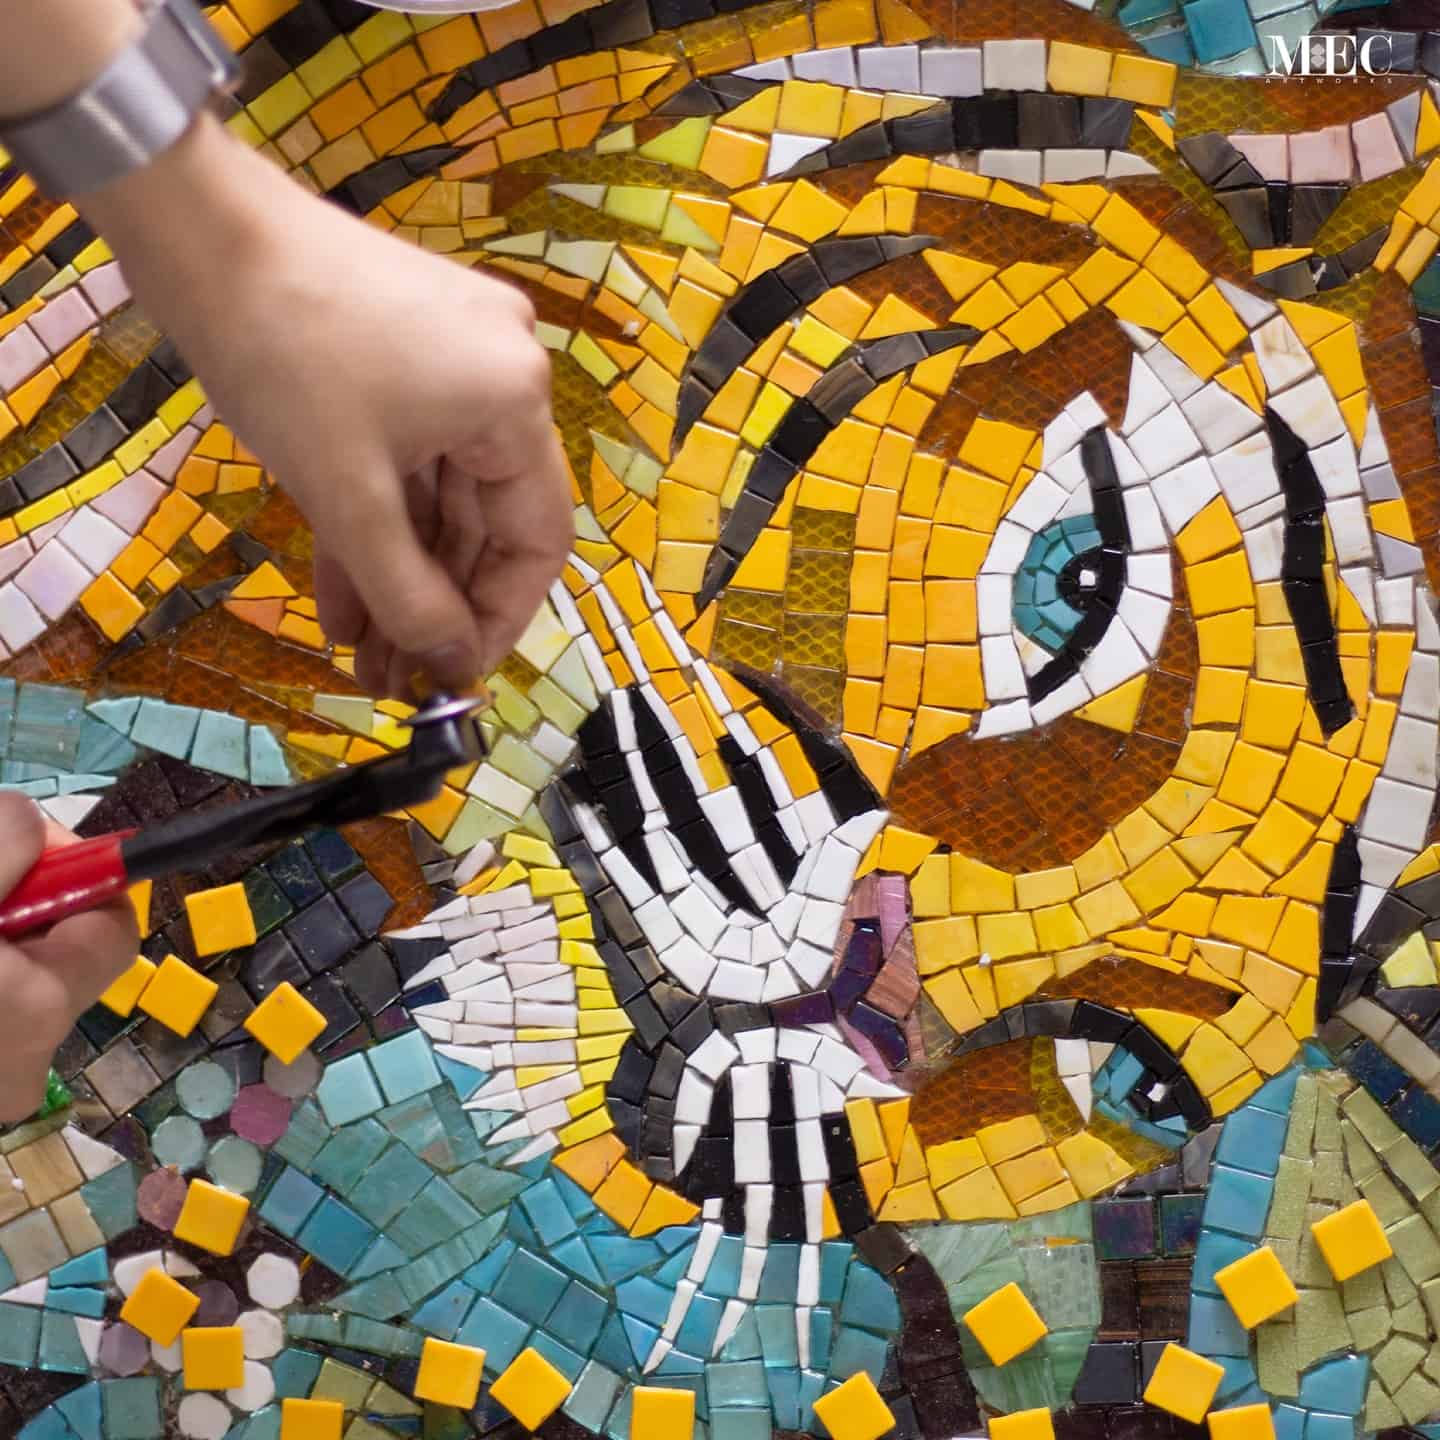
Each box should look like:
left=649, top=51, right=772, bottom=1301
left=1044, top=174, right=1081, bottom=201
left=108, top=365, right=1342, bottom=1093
left=1012, top=515, right=1104, bottom=655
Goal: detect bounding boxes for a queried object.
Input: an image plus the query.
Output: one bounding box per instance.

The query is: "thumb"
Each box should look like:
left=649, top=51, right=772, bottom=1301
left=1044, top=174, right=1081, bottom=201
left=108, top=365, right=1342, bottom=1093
left=325, top=468, right=482, bottom=693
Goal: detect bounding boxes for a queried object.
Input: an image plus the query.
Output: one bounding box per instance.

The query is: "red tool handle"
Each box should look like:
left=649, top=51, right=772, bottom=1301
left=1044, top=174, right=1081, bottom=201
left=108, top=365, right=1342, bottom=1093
left=0, top=831, right=135, bottom=940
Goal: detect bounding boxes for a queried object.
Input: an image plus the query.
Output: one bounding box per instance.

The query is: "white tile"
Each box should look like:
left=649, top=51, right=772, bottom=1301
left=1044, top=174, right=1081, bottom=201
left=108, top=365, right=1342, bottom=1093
left=792, top=47, right=858, bottom=85
left=733, top=1120, right=771, bottom=1182
left=1152, top=454, right=1219, bottom=533
left=982, top=37, right=1046, bottom=89
left=1128, top=403, right=1203, bottom=475
left=1251, top=314, right=1315, bottom=392
left=1182, top=382, right=1262, bottom=452
left=768, top=132, right=829, bottom=176
left=979, top=149, right=1042, bottom=186
left=1043, top=148, right=1106, bottom=182
left=920, top=45, right=982, bottom=95
left=1266, top=372, right=1345, bottom=447
left=858, top=43, right=920, bottom=89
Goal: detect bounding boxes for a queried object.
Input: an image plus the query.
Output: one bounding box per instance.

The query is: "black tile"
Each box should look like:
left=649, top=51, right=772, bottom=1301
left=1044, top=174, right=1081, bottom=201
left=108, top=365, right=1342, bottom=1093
left=284, top=894, right=362, bottom=974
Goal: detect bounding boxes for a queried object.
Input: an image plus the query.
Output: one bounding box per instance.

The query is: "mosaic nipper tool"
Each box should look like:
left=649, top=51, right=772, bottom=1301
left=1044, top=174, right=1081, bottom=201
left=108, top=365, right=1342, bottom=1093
left=0, top=694, right=488, bottom=941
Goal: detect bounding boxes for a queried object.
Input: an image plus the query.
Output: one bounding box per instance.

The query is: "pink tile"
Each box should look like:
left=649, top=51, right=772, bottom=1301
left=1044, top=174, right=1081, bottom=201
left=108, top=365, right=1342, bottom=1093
left=0, top=582, right=43, bottom=652
left=59, top=509, right=127, bottom=572
left=28, top=287, right=97, bottom=355
left=16, top=539, right=91, bottom=619
left=27, top=516, right=68, bottom=549
left=1352, top=112, right=1405, bottom=181
left=1289, top=124, right=1352, bottom=183
left=0, top=325, right=46, bottom=392
left=1230, top=132, right=1288, bottom=180
left=92, top=470, right=163, bottom=533
left=147, top=425, right=200, bottom=482
left=79, top=262, right=131, bottom=315
left=0, top=538, right=33, bottom=585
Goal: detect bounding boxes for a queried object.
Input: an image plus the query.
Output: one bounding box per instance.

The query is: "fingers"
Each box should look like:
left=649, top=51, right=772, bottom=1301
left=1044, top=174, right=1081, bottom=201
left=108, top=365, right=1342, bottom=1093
left=0, top=793, right=48, bottom=894
left=313, top=546, right=366, bottom=648
left=464, top=432, right=574, bottom=673
left=25, top=899, right=141, bottom=1011
left=324, top=460, right=483, bottom=697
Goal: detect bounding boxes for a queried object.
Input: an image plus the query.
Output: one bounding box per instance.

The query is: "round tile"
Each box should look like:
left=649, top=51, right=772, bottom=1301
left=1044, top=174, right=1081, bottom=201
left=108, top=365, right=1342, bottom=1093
left=177, top=1393, right=232, bottom=1440
left=151, top=1115, right=205, bottom=1173
left=206, top=1136, right=263, bottom=1194
left=227, top=1358, right=277, bottom=1413
left=176, top=1060, right=238, bottom=1121
left=246, top=1253, right=301, bottom=1310
left=238, top=1307, right=285, bottom=1359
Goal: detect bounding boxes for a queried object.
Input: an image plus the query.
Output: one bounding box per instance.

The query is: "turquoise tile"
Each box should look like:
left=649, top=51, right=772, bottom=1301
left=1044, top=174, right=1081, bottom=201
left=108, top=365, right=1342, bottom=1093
left=190, top=709, right=250, bottom=778
left=44, top=1288, right=106, bottom=1319
left=623, top=1312, right=662, bottom=1368
left=1191, top=1230, right=1254, bottom=1298
left=712, top=1408, right=771, bottom=1440
left=47, top=1250, right=107, bottom=1289
left=74, top=715, right=136, bottom=773
left=757, top=1305, right=799, bottom=1368
left=316, top=1054, right=385, bottom=1127
left=368, top=1030, right=442, bottom=1105
left=271, top=1347, right=324, bottom=1399
left=271, top=1099, right=331, bottom=1170
left=348, top=1143, right=433, bottom=1228
left=551, top=1234, right=606, bottom=1287
left=55, top=1384, right=101, bottom=1440
left=412, top=1280, right=478, bottom=1339
left=1305, top=1413, right=1355, bottom=1440
left=228, top=1408, right=281, bottom=1440
left=676, top=1290, right=724, bottom=1357
left=818, top=1244, right=851, bottom=1305
left=258, top=1166, right=325, bottom=1237
left=1251, top=1066, right=1301, bottom=1116
left=614, top=1274, right=672, bottom=1330
left=78, top=1163, right=136, bottom=1240
left=519, top=1178, right=579, bottom=1245
left=1215, top=1105, right=1287, bottom=1176
left=1202, top=1164, right=1273, bottom=1239
left=249, top=726, right=292, bottom=786
left=0, top=1301, right=40, bottom=1366
left=1182, top=0, right=1256, bottom=59
left=707, top=1360, right=770, bottom=1409
left=38, top=1310, right=91, bottom=1372
left=827, top=1326, right=888, bottom=1384
left=350, top=1234, right=408, bottom=1281
left=531, top=1331, right=586, bottom=1381
left=17, top=1409, right=73, bottom=1440
left=549, top=1280, right=609, bottom=1353
left=839, top=1263, right=900, bottom=1333
left=127, top=699, right=201, bottom=758
left=100, top=1379, right=162, bottom=1440
left=296, top=1195, right=377, bottom=1275
left=84, top=697, right=138, bottom=734
left=12, top=685, right=83, bottom=768
left=1275, top=1405, right=1306, bottom=1440
left=1299, top=1354, right=1368, bottom=1415
left=459, top=1297, right=530, bottom=1372
left=497, top=1250, right=571, bottom=1326
left=564, top=1360, right=622, bottom=1433
left=1188, top=1295, right=1249, bottom=1357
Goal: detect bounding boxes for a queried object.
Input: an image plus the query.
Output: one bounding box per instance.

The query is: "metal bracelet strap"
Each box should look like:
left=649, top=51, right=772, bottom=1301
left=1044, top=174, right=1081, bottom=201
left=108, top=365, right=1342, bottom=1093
left=0, top=0, right=240, bottom=199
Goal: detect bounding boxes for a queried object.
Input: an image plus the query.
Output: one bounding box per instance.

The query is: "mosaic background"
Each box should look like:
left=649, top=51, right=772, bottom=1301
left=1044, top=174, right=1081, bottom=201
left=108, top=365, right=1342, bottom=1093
left=13, top=0, right=1440, bottom=1438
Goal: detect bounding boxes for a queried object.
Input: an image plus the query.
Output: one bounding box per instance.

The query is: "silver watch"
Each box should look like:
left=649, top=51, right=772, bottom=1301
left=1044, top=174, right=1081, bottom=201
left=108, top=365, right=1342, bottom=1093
left=0, top=0, right=241, bottom=200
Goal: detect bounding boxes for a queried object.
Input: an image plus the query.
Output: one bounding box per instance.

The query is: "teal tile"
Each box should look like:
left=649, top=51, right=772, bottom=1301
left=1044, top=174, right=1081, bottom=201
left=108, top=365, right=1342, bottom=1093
left=249, top=726, right=292, bottom=786
left=0, top=1301, right=40, bottom=1367
left=78, top=1163, right=136, bottom=1240
left=55, top=1383, right=101, bottom=1440
left=12, top=685, right=83, bottom=768
left=100, top=1379, right=162, bottom=1440
left=38, top=1311, right=90, bottom=1373
left=48, top=1250, right=106, bottom=1288
left=190, top=709, right=249, bottom=778
left=127, top=699, right=200, bottom=759
left=271, top=1347, right=324, bottom=1399
left=316, top=1054, right=385, bottom=1127
left=564, top=1360, right=622, bottom=1433
left=368, top=1030, right=442, bottom=1105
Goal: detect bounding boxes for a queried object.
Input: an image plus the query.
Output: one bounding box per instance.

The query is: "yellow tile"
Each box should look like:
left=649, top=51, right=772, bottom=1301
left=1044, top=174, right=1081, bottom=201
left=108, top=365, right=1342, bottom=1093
left=119, top=1267, right=200, bottom=1346
left=1057, top=1131, right=1134, bottom=1197
left=958, top=417, right=1033, bottom=482
left=770, top=177, right=849, bottom=241
left=631, top=1386, right=696, bottom=1439
left=1070, top=247, right=1137, bottom=304
left=1188, top=285, right=1248, bottom=354
left=962, top=1281, right=1047, bottom=1365
left=138, top=956, right=219, bottom=1038
left=1143, top=1344, right=1224, bottom=1423
left=1108, top=52, right=1176, bottom=105
left=1311, top=1198, right=1393, bottom=1281
left=185, top=883, right=258, bottom=957
left=281, top=1399, right=343, bottom=1440
left=244, top=982, right=327, bottom=1065
left=1000, top=294, right=1065, bottom=352
left=812, top=1371, right=896, bottom=1440
left=99, top=957, right=157, bottom=1018
left=1163, top=316, right=1224, bottom=381
left=991, top=1409, right=1056, bottom=1440
left=1047, top=41, right=1113, bottom=95
left=1107, top=268, right=1183, bottom=329
left=1093, top=195, right=1161, bottom=261
left=183, top=1327, right=245, bottom=1390
left=1311, top=324, right=1364, bottom=399
left=415, top=1338, right=486, bottom=1409
left=1213, top=1244, right=1299, bottom=1329
left=1207, top=1404, right=1276, bottom=1440
left=490, top=1347, right=571, bottom=1430
left=173, top=1179, right=250, bottom=1257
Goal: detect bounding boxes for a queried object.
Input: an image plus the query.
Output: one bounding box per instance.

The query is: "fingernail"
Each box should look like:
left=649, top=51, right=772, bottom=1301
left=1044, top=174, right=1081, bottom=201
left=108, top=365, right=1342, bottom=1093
left=420, top=642, right=480, bottom=693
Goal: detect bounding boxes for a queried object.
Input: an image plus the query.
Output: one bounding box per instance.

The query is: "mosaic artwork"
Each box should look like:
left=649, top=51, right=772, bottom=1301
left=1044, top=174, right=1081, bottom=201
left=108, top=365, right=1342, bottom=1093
left=22, top=1, right=1440, bottom=1439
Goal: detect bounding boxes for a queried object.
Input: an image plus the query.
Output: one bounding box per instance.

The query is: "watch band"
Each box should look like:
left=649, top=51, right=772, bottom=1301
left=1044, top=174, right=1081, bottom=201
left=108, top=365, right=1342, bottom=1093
left=0, top=0, right=241, bottom=200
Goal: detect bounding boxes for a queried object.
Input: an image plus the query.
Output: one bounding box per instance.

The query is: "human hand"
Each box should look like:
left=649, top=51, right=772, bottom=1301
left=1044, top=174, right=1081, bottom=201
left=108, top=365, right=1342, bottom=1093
left=82, top=117, right=573, bottom=700
left=0, top=794, right=139, bottom=1124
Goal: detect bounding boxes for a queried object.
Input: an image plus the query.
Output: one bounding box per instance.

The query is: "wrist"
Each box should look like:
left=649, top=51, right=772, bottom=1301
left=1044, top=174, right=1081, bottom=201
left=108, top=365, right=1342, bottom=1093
left=80, top=113, right=288, bottom=301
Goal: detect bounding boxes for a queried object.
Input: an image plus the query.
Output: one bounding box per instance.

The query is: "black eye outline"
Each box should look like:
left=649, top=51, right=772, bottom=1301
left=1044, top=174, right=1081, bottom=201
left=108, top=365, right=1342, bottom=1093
left=1024, top=424, right=1131, bottom=705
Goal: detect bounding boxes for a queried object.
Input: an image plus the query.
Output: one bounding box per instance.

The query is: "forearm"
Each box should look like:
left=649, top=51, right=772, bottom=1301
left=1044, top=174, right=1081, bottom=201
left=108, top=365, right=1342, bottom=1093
left=0, top=0, right=143, bottom=118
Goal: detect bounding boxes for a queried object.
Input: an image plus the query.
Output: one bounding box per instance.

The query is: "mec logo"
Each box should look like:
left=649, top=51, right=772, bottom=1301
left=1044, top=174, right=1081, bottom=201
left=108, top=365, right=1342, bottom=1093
left=1266, top=32, right=1394, bottom=77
